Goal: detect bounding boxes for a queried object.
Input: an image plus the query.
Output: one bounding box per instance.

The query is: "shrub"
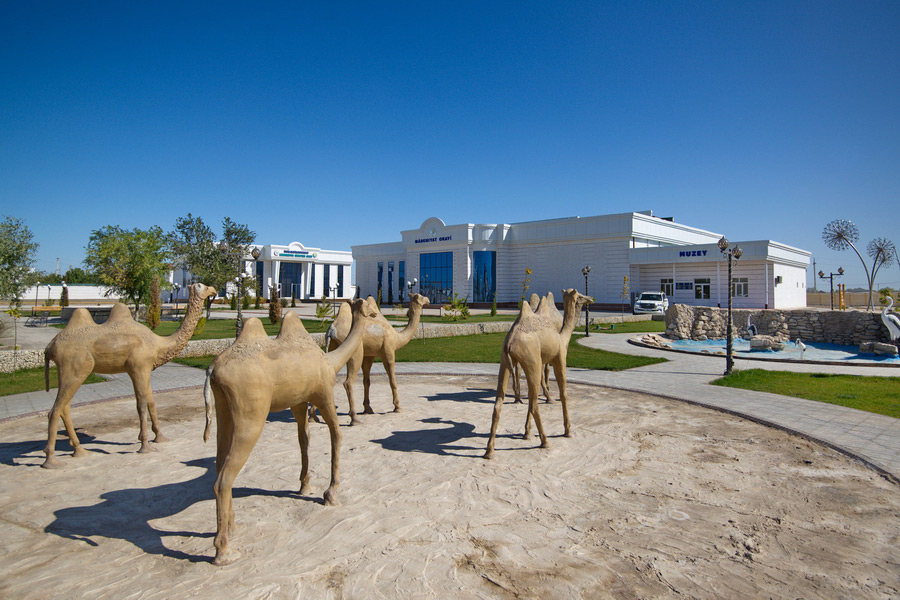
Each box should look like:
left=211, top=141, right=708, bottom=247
left=442, top=293, right=470, bottom=322
left=60, top=286, right=69, bottom=308
left=490, top=292, right=497, bottom=317
left=194, top=316, right=207, bottom=336
left=316, top=295, right=334, bottom=324
left=269, top=285, right=281, bottom=325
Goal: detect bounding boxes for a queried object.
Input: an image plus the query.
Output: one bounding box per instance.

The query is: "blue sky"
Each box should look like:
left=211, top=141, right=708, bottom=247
left=2, top=1, right=898, bottom=289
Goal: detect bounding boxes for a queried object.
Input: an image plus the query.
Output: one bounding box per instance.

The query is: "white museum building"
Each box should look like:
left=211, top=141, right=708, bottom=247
left=170, top=241, right=354, bottom=302
left=352, top=211, right=810, bottom=310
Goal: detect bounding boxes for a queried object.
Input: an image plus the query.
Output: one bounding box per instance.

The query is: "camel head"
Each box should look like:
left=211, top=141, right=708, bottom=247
left=408, top=293, right=430, bottom=310
left=562, top=288, right=592, bottom=309
left=188, top=282, right=218, bottom=302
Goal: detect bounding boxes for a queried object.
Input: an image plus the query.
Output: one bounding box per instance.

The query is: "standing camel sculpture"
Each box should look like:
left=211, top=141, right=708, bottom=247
left=484, top=288, right=591, bottom=459
left=42, top=282, right=216, bottom=468
left=324, top=293, right=429, bottom=424
left=512, top=292, right=561, bottom=404
left=203, top=299, right=372, bottom=565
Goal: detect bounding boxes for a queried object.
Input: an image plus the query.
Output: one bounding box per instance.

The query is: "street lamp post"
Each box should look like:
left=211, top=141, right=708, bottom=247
left=718, top=236, right=743, bottom=375
left=817, top=268, right=844, bottom=310
left=581, top=266, right=591, bottom=336
left=172, top=282, right=181, bottom=314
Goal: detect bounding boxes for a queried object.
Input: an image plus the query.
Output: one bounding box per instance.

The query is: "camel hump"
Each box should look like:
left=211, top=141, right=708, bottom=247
left=365, top=296, right=381, bottom=315
left=237, top=318, right=268, bottom=341
left=520, top=301, right=536, bottom=318
left=105, top=303, right=135, bottom=322
left=65, top=308, right=96, bottom=329
left=529, top=293, right=541, bottom=310
left=276, top=311, right=313, bottom=343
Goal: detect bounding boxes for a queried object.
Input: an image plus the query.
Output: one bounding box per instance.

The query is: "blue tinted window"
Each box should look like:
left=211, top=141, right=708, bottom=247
left=419, top=251, right=453, bottom=304
left=473, top=251, right=496, bottom=302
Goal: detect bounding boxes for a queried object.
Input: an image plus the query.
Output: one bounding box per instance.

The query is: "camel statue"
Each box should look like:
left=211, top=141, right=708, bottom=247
left=484, top=288, right=592, bottom=459
left=42, top=282, right=216, bottom=468
left=202, top=299, right=372, bottom=565
left=512, top=292, right=561, bottom=404
left=324, top=293, right=430, bottom=424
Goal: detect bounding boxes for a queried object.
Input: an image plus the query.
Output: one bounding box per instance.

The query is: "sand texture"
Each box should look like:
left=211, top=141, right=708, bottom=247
left=1, top=375, right=898, bottom=599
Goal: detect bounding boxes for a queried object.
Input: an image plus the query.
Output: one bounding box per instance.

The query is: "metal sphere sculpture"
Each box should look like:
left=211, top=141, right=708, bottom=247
left=867, top=237, right=897, bottom=267
left=822, top=219, right=860, bottom=251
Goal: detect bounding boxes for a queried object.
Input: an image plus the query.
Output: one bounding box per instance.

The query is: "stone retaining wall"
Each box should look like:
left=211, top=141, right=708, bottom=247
left=664, top=304, right=890, bottom=345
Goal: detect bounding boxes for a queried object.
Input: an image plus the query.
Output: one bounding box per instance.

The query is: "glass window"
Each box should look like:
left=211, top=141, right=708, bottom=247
left=377, top=262, right=383, bottom=298
left=387, top=262, right=394, bottom=304
left=694, top=278, right=711, bottom=300
left=398, top=261, right=406, bottom=301
left=279, top=262, right=304, bottom=300
left=473, top=251, right=496, bottom=303
left=420, top=251, right=453, bottom=304
left=733, top=277, right=749, bottom=298
left=660, top=278, right=673, bottom=296
left=337, top=265, right=344, bottom=297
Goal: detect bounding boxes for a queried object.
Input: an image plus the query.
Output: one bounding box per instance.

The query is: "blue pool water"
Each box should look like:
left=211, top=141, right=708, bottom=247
left=668, top=338, right=900, bottom=365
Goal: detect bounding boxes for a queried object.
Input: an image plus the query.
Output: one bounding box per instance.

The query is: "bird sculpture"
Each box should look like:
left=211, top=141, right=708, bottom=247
left=796, top=338, right=807, bottom=360
left=746, top=314, right=758, bottom=338
left=882, top=297, right=900, bottom=344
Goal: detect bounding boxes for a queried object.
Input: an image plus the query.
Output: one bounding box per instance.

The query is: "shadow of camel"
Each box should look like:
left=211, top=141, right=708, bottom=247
left=44, top=457, right=310, bottom=563
left=424, top=387, right=495, bottom=405
left=370, top=416, right=499, bottom=457
left=0, top=431, right=131, bottom=467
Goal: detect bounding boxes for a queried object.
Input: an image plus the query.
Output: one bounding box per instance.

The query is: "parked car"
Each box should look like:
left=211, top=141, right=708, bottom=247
left=633, top=291, right=669, bottom=315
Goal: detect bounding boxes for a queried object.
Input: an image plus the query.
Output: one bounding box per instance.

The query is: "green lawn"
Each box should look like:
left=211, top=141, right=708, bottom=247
left=173, top=332, right=667, bottom=372
left=713, top=370, right=900, bottom=419
left=152, top=317, right=334, bottom=338
left=0, top=367, right=106, bottom=397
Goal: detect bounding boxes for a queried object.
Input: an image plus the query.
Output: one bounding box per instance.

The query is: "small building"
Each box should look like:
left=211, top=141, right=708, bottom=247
left=170, top=241, right=354, bottom=302
left=352, top=212, right=810, bottom=309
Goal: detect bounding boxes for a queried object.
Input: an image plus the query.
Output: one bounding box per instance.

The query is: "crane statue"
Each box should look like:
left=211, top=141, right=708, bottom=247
left=882, top=296, right=900, bottom=344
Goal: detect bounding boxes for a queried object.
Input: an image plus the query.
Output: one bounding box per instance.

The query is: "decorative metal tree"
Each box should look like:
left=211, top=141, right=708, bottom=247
left=822, top=220, right=896, bottom=311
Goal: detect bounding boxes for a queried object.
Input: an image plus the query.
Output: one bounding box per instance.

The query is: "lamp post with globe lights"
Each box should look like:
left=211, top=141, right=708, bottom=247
left=818, top=268, right=844, bottom=311
left=718, top=236, right=742, bottom=375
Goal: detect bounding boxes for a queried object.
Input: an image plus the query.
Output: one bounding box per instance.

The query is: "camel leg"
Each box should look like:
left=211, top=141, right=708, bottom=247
left=290, top=403, right=312, bottom=495
left=146, top=386, right=169, bottom=443
left=60, top=403, right=89, bottom=457
left=361, top=356, right=376, bottom=414
left=213, top=390, right=234, bottom=474
left=382, top=351, right=401, bottom=412
left=512, top=363, right=523, bottom=404
left=213, top=412, right=266, bottom=566
left=312, top=392, right=342, bottom=506
left=343, top=349, right=362, bottom=424
left=42, top=362, right=92, bottom=468
left=484, top=357, right=511, bottom=460
left=553, top=361, right=571, bottom=437
left=128, top=370, right=155, bottom=453
left=542, top=364, right=554, bottom=403
left=521, top=360, right=548, bottom=448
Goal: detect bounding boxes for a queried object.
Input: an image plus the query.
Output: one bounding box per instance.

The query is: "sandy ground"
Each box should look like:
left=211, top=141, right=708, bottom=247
left=1, top=375, right=899, bottom=599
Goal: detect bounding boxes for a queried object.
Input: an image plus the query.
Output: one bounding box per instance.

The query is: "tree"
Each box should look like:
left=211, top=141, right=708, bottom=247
left=169, top=214, right=256, bottom=318
left=0, top=216, right=39, bottom=308
left=822, top=220, right=896, bottom=311
left=268, top=284, right=281, bottom=325
left=63, top=266, right=100, bottom=284
left=147, top=276, right=161, bottom=330
left=84, top=225, right=171, bottom=314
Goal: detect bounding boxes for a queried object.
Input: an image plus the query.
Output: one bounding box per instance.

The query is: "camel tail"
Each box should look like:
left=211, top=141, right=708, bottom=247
left=203, top=366, right=214, bottom=443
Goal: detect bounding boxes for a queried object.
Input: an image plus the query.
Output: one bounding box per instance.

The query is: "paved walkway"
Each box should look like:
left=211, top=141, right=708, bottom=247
left=4, top=316, right=898, bottom=482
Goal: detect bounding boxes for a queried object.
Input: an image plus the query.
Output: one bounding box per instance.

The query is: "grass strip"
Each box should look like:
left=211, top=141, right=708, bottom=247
left=0, top=367, right=106, bottom=397
left=713, top=369, right=900, bottom=419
